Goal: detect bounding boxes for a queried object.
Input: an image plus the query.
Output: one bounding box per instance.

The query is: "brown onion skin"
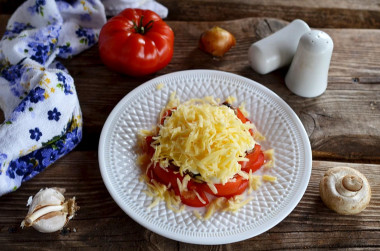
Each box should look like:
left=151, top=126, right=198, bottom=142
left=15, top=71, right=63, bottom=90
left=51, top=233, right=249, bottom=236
left=199, top=26, right=236, bottom=57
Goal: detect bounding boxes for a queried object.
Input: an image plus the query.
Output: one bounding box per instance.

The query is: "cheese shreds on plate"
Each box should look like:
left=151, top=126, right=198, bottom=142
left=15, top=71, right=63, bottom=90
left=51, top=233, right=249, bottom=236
left=152, top=95, right=255, bottom=185
left=141, top=174, right=184, bottom=213
left=156, top=83, right=165, bottom=90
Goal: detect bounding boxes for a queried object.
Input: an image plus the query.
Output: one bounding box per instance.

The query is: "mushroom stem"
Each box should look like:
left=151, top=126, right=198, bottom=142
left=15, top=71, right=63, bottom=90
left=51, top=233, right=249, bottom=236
left=25, top=205, right=64, bottom=225
left=342, top=175, right=363, bottom=192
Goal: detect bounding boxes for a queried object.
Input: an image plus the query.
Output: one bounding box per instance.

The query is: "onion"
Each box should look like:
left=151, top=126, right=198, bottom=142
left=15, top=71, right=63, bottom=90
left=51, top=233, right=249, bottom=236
left=199, top=26, right=236, bottom=57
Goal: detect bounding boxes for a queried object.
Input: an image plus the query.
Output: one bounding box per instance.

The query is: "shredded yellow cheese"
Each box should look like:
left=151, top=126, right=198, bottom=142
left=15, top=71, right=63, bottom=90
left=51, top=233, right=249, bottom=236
left=197, top=194, right=253, bottom=220
left=248, top=171, right=262, bottom=194
left=226, top=96, right=237, bottom=104
left=224, top=195, right=252, bottom=213
left=263, top=149, right=275, bottom=169
left=141, top=174, right=184, bottom=213
left=156, top=83, right=165, bottom=90
left=152, top=96, right=255, bottom=185
left=263, top=175, right=277, bottom=183
left=238, top=102, right=249, bottom=117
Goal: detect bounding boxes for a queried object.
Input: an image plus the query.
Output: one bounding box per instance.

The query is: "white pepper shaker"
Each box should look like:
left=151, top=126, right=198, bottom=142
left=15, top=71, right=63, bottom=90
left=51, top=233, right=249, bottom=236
left=248, top=19, right=310, bottom=74
left=285, top=30, right=334, bottom=98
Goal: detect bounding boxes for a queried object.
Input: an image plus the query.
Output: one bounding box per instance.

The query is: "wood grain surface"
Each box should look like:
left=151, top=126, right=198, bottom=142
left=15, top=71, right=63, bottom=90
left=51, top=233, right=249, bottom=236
left=1, top=152, right=379, bottom=249
left=1, top=0, right=380, bottom=249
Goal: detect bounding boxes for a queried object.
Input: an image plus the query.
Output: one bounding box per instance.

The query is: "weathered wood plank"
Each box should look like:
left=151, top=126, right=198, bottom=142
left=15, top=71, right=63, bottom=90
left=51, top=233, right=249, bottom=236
left=0, top=151, right=379, bottom=249
left=159, top=0, right=380, bottom=29
left=1, top=0, right=380, bottom=29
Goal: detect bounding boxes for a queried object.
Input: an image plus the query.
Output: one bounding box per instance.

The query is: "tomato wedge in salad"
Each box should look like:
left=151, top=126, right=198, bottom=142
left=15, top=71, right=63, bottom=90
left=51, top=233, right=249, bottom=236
left=239, top=144, right=264, bottom=173
left=201, top=174, right=248, bottom=197
left=173, top=186, right=209, bottom=207
left=149, top=163, right=210, bottom=207
left=151, top=163, right=182, bottom=188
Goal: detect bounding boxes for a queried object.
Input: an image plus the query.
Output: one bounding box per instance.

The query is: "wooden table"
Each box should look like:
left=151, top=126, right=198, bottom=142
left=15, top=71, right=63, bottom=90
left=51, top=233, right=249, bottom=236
left=1, top=0, right=380, bottom=249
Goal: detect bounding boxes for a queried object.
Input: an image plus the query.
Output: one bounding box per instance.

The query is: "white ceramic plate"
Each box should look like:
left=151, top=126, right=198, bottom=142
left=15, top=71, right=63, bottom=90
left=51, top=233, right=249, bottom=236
left=98, top=70, right=312, bottom=245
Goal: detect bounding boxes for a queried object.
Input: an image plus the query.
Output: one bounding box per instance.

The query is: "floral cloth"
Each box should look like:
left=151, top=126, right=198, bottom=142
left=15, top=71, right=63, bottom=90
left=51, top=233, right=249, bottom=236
left=0, top=0, right=107, bottom=196
left=102, top=0, right=168, bottom=18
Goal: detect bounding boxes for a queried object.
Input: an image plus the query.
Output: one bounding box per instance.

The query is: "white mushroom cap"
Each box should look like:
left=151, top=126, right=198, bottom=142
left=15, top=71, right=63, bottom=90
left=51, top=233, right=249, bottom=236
left=319, top=166, right=371, bottom=215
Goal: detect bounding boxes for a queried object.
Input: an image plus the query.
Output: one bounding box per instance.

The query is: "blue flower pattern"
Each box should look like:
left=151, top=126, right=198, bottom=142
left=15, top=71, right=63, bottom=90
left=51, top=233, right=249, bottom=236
left=56, top=72, right=73, bottom=95
left=48, top=107, right=61, bottom=121
left=0, top=0, right=105, bottom=195
left=3, top=22, right=34, bottom=40
left=7, top=117, right=82, bottom=181
left=0, top=63, right=26, bottom=98
left=29, top=87, right=45, bottom=103
left=28, top=42, right=50, bottom=65
left=28, top=0, right=46, bottom=16
left=76, top=27, right=96, bottom=46
left=29, top=127, right=42, bottom=141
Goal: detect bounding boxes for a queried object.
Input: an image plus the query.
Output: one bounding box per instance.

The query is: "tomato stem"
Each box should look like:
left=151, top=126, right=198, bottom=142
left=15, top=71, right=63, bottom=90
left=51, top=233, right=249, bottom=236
left=133, top=15, right=154, bottom=34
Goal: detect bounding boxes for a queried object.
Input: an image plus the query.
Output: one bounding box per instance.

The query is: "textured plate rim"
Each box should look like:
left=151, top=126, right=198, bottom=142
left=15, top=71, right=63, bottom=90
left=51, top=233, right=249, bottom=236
left=98, top=69, right=312, bottom=245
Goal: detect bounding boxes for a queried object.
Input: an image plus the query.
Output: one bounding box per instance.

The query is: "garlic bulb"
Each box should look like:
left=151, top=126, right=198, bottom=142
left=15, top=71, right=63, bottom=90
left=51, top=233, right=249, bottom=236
left=319, top=166, right=371, bottom=215
left=21, top=187, right=79, bottom=233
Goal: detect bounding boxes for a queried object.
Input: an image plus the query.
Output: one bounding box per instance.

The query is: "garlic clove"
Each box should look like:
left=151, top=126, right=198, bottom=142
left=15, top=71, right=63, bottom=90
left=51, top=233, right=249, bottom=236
left=28, top=187, right=65, bottom=215
left=21, top=188, right=79, bottom=233
left=32, top=211, right=67, bottom=233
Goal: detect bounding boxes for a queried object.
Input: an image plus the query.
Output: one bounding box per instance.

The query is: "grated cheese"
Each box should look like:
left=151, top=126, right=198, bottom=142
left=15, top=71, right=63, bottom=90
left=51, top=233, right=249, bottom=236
left=248, top=170, right=262, bottom=194
left=224, top=195, right=252, bottom=213
left=177, top=175, right=191, bottom=195
left=199, top=194, right=253, bottom=220
left=141, top=174, right=184, bottom=213
left=156, top=83, right=165, bottom=90
left=152, top=96, right=255, bottom=185
left=238, top=102, right=249, bottom=117
left=263, top=175, right=277, bottom=183
left=226, top=96, right=237, bottom=104
left=263, top=148, right=275, bottom=169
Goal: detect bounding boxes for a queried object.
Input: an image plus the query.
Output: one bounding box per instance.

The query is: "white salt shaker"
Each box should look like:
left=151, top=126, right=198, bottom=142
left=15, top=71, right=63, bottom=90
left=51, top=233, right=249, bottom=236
left=248, top=19, right=310, bottom=74
left=285, top=30, right=334, bottom=98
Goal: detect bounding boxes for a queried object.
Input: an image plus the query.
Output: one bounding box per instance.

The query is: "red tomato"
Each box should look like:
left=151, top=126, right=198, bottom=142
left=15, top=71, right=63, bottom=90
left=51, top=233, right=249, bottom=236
left=98, top=9, right=174, bottom=76
left=241, top=152, right=265, bottom=173
left=173, top=186, right=209, bottom=208
left=160, top=108, right=175, bottom=125
left=239, top=144, right=261, bottom=169
left=151, top=163, right=209, bottom=207
left=144, top=136, right=155, bottom=157
left=201, top=175, right=248, bottom=197
left=236, top=108, right=248, bottom=123
left=152, top=163, right=182, bottom=188
left=236, top=108, right=254, bottom=135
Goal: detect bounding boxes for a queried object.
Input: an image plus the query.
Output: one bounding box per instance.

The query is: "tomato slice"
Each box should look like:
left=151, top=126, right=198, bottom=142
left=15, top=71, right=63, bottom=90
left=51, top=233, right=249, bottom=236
left=152, top=163, right=182, bottom=188
left=173, top=186, right=209, bottom=207
left=241, top=152, right=265, bottom=173
left=236, top=108, right=254, bottom=135
left=236, top=108, right=248, bottom=123
left=160, top=108, right=176, bottom=125
left=224, top=179, right=249, bottom=198
left=240, top=144, right=261, bottom=169
left=201, top=175, right=248, bottom=197
left=144, top=136, right=155, bottom=157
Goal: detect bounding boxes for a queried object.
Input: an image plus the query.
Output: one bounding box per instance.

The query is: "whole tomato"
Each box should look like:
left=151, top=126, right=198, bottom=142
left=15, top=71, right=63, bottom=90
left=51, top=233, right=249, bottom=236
left=98, top=9, right=174, bottom=76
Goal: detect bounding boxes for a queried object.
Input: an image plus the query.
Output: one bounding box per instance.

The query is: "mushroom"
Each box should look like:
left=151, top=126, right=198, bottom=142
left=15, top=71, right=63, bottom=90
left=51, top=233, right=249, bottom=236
left=21, top=187, right=79, bottom=233
left=319, top=166, right=371, bottom=215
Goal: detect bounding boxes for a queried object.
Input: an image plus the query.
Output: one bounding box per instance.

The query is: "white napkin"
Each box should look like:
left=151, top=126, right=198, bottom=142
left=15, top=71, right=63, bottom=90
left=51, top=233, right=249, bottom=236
left=0, top=0, right=169, bottom=196
left=102, top=0, right=168, bottom=18
left=0, top=0, right=106, bottom=196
